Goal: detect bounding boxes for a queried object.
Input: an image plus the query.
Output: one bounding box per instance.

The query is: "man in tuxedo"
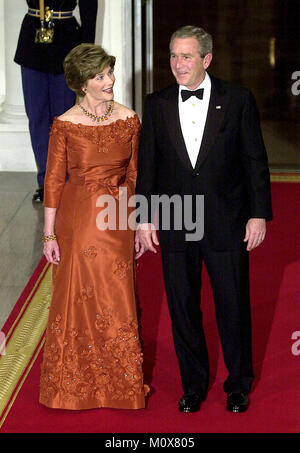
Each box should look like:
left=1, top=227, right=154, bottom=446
left=135, top=25, right=272, bottom=413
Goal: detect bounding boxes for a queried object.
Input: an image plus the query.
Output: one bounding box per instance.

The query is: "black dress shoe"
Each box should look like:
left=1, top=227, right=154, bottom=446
left=227, top=392, right=249, bottom=413
left=178, top=393, right=203, bottom=413
left=32, top=187, right=44, bottom=203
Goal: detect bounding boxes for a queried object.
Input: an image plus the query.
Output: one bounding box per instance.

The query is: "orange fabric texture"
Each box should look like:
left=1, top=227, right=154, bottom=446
left=40, top=115, right=149, bottom=410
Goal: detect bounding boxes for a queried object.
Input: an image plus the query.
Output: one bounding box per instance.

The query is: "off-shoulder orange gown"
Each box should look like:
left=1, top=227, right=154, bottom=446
left=39, top=115, right=149, bottom=410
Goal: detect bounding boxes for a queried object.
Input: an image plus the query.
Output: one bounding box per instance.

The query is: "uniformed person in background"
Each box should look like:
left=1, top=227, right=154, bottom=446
left=14, top=0, right=98, bottom=202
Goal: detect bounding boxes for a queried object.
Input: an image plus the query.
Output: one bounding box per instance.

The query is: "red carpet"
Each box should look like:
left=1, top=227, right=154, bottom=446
left=0, top=182, right=299, bottom=433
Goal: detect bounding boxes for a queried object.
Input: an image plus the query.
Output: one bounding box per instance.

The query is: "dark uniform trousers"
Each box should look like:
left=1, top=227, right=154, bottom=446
left=21, top=67, right=75, bottom=187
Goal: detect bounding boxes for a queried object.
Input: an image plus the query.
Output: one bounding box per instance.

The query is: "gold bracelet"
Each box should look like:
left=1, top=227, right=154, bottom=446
left=42, top=234, right=57, bottom=243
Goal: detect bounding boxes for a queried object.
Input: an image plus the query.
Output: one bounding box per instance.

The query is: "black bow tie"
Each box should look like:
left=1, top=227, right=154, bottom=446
left=181, top=88, right=204, bottom=102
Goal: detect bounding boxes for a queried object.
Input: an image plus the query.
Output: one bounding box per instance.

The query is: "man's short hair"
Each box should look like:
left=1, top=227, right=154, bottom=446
left=170, top=25, right=213, bottom=57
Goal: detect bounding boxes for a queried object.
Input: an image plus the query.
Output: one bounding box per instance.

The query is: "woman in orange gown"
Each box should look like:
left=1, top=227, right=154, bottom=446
left=40, top=43, right=149, bottom=410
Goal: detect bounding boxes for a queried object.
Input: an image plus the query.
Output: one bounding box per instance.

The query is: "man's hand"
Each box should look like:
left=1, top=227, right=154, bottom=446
left=244, top=218, right=266, bottom=251
left=135, top=223, right=159, bottom=259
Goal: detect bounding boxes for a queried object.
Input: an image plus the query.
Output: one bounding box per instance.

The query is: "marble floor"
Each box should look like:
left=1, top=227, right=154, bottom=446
left=0, top=171, right=44, bottom=328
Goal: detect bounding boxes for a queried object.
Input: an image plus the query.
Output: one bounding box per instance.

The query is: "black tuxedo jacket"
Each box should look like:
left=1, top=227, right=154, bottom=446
left=136, top=75, right=273, bottom=251
left=14, top=0, right=98, bottom=74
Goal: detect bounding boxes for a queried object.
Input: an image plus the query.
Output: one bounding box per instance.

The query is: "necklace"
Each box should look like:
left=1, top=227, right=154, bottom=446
left=78, top=101, right=114, bottom=123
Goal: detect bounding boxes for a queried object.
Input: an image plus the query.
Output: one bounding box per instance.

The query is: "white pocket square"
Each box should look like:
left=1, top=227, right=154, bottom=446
left=216, top=105, right=222, bottom=109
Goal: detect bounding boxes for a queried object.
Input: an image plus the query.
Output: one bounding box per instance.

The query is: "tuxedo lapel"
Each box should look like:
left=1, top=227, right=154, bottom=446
left=160, top=84, right=194, bottom=170
left=195, top=75, right=229, bottom=169
left=159, top=77, right=229, bottom=171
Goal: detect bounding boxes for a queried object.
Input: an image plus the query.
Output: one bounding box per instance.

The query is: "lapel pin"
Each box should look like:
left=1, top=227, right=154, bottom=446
left=216, top=105, right=222, bottom=109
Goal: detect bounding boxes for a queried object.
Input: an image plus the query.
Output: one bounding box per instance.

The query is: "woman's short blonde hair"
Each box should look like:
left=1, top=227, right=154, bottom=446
left=64, top=43, right=116, bottom=97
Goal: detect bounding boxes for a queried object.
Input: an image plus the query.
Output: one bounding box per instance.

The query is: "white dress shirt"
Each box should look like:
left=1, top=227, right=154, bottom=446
left=178, top=72, right=211, bottom=168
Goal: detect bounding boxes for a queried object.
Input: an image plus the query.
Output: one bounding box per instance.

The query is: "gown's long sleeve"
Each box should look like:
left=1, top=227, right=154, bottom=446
left=44, top=121, right=67, bottom=208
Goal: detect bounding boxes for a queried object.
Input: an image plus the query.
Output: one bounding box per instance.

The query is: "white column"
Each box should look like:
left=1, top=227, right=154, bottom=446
left=0, top=0, right=27, bottom=121
left=0, top=0, right=35, bottom=171
left=97, top=0, right=133, bottom=109
left=0, top=0, right=5, bottom=106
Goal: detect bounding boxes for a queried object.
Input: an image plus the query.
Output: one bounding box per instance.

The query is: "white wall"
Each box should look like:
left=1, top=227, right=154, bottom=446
left=0, top=0, right=6, bottom=106
left=97, top=0, right=133, bottom=108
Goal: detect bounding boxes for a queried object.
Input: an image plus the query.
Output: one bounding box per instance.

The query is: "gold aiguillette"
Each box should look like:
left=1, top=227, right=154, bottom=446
left=35, top=0, right=54, bottom=44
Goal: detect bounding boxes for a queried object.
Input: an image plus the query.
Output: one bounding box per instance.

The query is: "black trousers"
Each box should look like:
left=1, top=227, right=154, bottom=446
left=160, top=239, right=254, bottom=397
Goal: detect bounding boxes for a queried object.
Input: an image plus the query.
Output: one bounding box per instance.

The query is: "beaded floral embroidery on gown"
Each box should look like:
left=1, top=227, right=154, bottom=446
left=39, top=115, right=149, bottom=410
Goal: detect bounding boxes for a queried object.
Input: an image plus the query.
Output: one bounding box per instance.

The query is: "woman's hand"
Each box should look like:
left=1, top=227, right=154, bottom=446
left=43, top=240, right=60, bottom=264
